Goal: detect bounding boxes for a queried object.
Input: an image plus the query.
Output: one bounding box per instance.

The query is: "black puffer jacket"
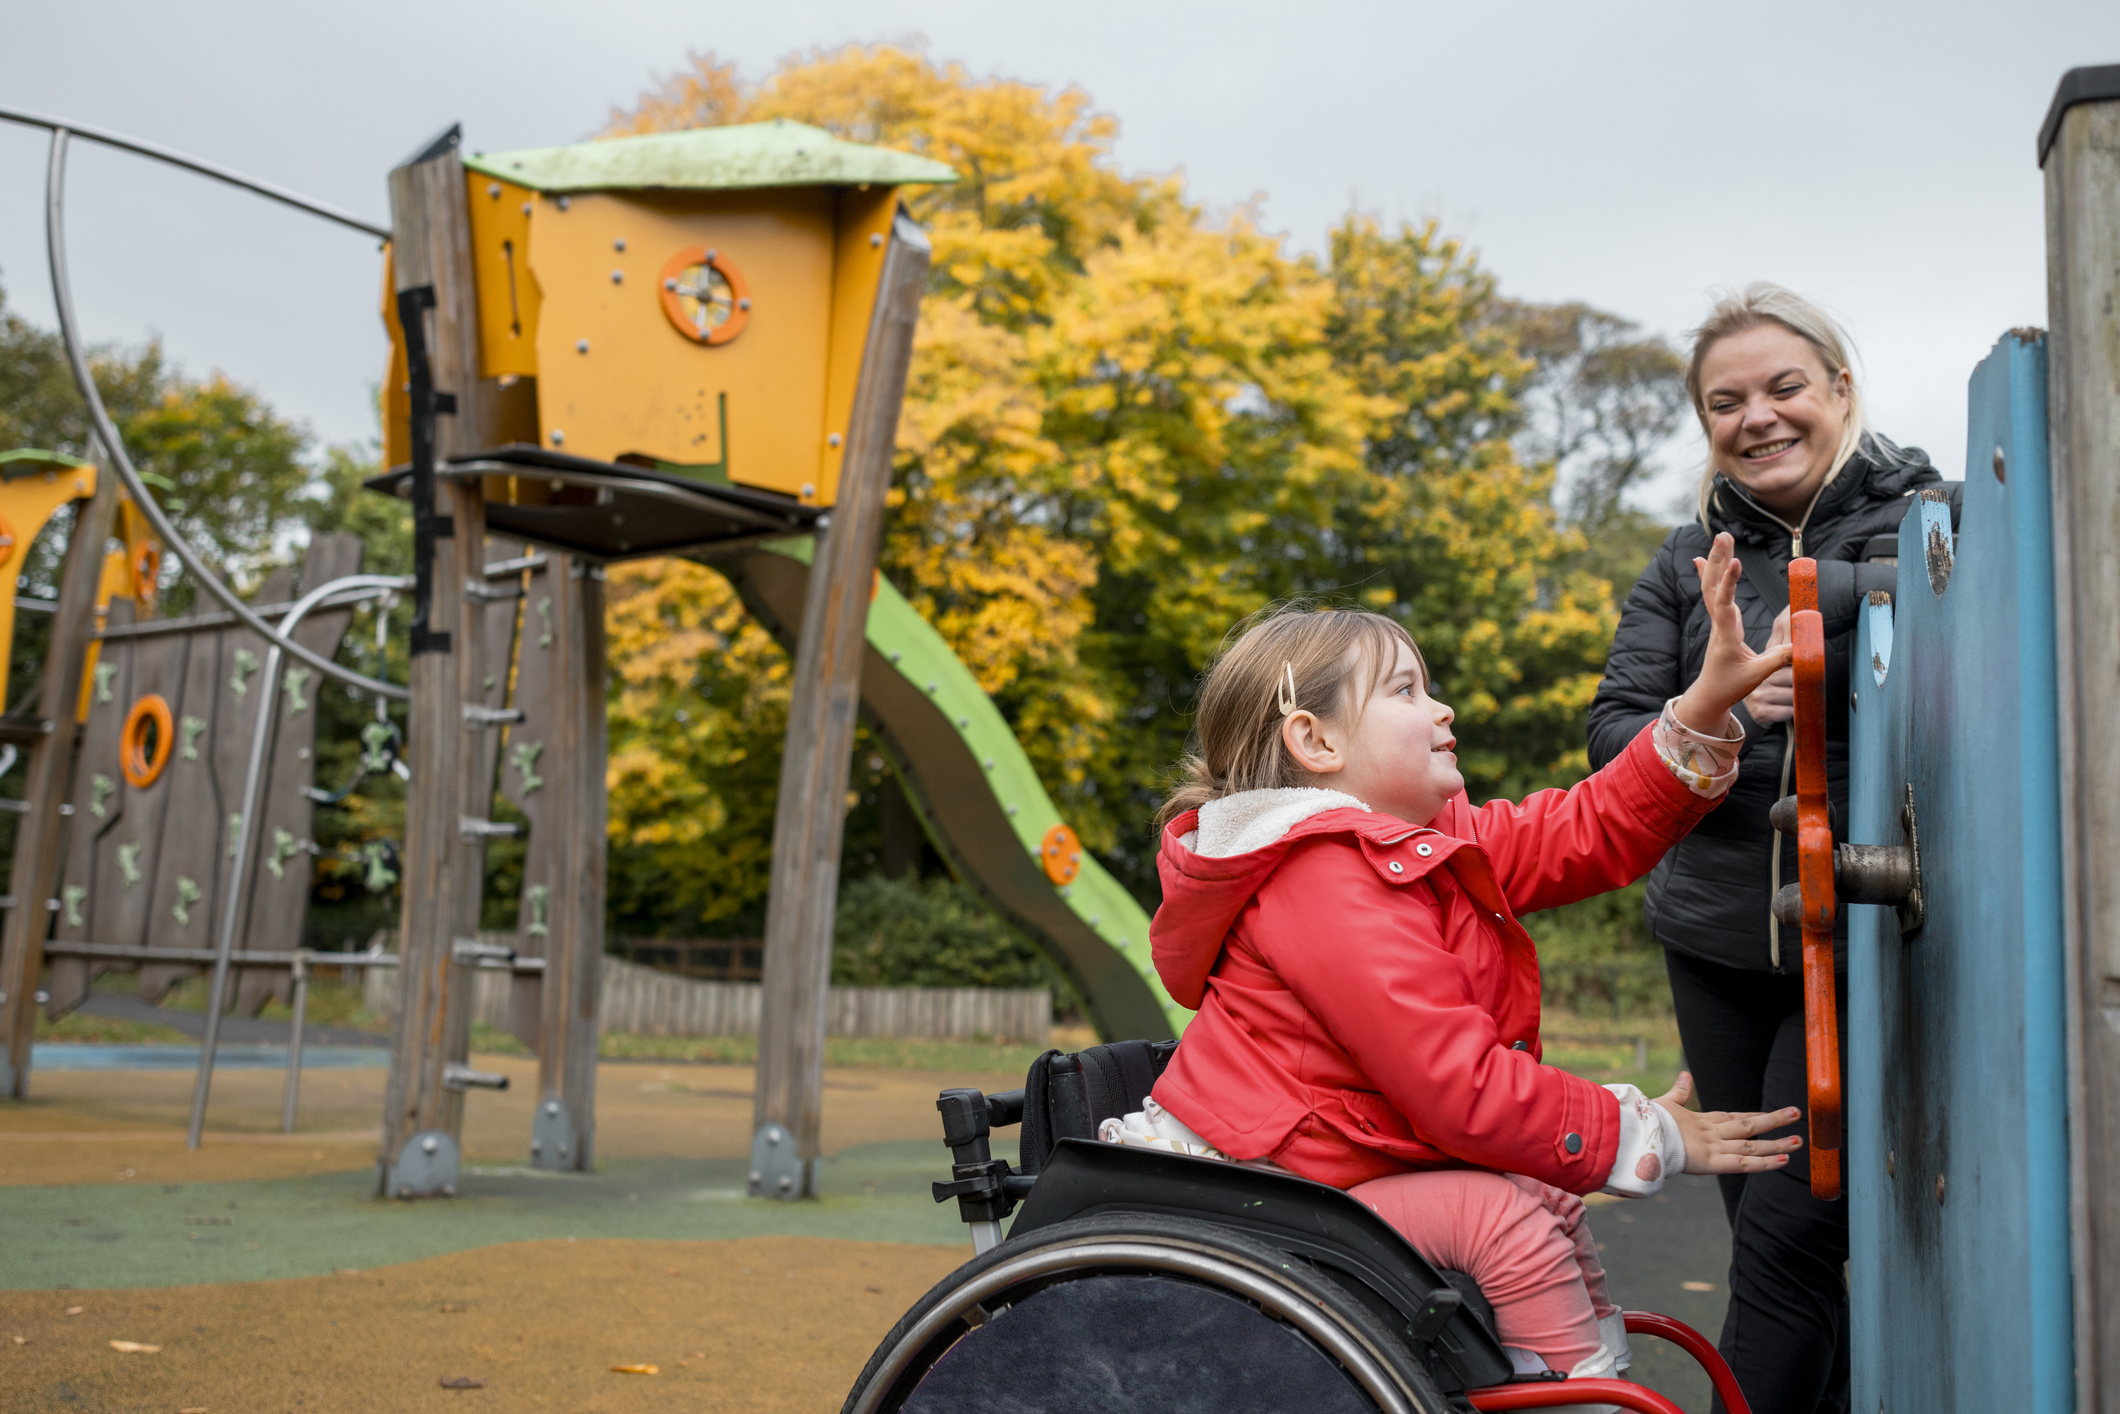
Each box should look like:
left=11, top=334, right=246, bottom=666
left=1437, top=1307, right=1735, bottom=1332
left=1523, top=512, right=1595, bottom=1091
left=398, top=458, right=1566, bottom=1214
left=1586, top=441, right=1961, bottom=973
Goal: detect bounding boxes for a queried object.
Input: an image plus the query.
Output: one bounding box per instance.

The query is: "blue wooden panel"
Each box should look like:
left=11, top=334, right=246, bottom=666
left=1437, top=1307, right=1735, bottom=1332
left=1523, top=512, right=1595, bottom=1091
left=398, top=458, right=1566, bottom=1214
left=1847, top=332, right=2070, bottom=1412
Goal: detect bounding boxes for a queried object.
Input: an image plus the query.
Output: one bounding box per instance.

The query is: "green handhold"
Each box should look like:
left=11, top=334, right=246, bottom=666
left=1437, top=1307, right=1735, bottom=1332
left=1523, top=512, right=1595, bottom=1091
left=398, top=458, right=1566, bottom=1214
left=282, top=665, right=312, bottom=715
left=172, top=876, right=201, bottom=927
left=511, top=740, right=545, bottom=796
left=116, top=840, right=142, bottom=887
left=266, top=827, right=299, bottom=880
left=230, top=647, right=259, bottom=697
left=89, top=773, right=115, bottom=820
left=179, top=715, right=206, bottom=761
left=359, top=720, right=394, bottom=773
left=61, top=884, right=85, bottom=929
left=93, top=662, right=115, bottom=705
left=525, top=883, right=550, bottom=939
left=361, top=841, right=398, bottom=893
left=537, top=596, right=553, bottom=649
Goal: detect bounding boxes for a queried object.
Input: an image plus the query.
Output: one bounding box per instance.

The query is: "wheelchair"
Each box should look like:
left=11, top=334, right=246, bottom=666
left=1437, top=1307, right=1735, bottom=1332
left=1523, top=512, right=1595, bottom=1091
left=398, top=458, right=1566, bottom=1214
left=844, top=1040, right=1750, bottom=1414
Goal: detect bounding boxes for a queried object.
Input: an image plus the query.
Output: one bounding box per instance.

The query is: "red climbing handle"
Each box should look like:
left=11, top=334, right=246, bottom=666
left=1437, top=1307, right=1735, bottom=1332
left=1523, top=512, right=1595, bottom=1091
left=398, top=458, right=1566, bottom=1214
left=1787, top=559, right=1842, bottom=1201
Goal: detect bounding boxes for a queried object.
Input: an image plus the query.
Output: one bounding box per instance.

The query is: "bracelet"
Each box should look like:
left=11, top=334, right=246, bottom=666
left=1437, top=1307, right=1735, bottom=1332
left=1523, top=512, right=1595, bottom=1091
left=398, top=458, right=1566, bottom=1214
left=1654, top=698, right=1744, bottom=797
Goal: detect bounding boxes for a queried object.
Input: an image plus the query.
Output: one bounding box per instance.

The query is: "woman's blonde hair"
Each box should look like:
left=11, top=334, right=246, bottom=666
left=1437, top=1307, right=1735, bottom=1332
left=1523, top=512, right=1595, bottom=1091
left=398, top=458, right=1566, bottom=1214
left=1686, top=282, right=1873, bottom=530
left=1158, top=603, right=1423, bottom=831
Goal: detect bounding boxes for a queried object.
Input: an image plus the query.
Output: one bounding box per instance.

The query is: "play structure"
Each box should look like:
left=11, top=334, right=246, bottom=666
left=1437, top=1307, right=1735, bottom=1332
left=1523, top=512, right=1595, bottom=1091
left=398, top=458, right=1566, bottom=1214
left=836, top=64, right=2120, bottom=1414
left=0, top=107, right=1167, bottom=1206
left=6, top=59, right=2120, bottom=1414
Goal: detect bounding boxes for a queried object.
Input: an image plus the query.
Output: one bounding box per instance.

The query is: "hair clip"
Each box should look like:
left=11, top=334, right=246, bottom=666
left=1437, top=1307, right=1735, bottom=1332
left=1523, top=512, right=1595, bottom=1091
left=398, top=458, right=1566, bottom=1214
left=1277, top=662, right=1298, bottom=717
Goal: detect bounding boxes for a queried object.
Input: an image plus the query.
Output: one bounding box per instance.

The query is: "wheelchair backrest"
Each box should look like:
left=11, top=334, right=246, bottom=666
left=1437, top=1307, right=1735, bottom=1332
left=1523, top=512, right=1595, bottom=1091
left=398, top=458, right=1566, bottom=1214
left=1019, top=1038, right=1178, bottom=1176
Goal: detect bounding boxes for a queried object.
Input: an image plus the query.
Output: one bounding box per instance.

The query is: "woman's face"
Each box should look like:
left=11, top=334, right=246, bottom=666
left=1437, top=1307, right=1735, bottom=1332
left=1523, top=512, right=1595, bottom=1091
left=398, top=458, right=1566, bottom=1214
left=1698, top=324, right=1853, bottom=520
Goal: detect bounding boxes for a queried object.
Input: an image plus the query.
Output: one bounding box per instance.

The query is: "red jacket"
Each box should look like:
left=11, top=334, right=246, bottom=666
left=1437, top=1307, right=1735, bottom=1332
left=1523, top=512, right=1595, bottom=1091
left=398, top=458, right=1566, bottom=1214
left=1149, top=723, right=1719, bottom=1193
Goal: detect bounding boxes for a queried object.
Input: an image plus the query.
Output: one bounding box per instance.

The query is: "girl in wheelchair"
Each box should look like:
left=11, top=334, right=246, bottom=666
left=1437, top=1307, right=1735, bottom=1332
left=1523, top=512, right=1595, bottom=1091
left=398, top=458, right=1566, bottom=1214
left=1113, top=532, right=1802, bottom=1387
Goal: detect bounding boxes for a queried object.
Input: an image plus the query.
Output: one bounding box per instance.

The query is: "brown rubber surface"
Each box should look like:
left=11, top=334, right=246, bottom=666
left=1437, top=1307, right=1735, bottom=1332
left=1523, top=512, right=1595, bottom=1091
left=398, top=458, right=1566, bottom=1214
left=0, top=1234, right=966, bottom=1412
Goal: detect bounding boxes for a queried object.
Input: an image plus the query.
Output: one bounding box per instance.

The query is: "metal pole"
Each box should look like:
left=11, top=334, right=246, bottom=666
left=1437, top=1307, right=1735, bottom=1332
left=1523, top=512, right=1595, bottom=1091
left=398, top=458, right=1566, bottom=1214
left=281, top=952, right=308, bottom=1134
left=186, top=574, right=407, bottom=1148
left=43, top=126, right=406, bottom=702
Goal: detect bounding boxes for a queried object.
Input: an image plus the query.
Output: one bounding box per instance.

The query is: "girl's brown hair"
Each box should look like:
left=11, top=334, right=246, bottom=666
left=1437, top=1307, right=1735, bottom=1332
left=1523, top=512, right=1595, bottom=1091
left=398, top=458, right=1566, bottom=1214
left=1158, top=603, right=1424, bottom=830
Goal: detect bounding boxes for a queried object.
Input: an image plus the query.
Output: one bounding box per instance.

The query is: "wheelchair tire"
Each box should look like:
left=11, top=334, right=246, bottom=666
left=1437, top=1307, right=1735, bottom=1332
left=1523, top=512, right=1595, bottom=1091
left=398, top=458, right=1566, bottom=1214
left=842, top=1212, right=1453, bottom=1414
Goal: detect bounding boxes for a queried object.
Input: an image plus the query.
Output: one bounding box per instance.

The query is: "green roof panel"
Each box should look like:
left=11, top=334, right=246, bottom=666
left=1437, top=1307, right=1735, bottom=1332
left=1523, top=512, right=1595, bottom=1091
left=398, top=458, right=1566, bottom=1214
left=463, top=120, right=957, bottom=194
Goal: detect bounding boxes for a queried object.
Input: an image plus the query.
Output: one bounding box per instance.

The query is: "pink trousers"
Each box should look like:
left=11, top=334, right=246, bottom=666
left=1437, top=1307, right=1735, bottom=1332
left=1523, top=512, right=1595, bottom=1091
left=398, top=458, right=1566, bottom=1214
left=1349, top=1169, right=1614, bottom=1373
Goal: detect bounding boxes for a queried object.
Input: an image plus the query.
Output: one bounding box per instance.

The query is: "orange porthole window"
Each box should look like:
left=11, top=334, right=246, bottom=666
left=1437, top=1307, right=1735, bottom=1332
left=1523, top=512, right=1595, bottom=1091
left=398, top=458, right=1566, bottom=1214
left=658, top=247, right=751, bottom=346
left=1040, top=823, right=1082, bottom=887
left=131, top=541, right=161, bottom=609
left=121, top=692, right=174, bottom=789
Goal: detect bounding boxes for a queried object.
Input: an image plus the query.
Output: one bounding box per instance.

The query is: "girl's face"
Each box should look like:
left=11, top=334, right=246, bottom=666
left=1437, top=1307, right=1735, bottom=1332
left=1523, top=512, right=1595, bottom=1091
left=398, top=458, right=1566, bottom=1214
left=1285, top=640, right=1460, bottom=825
left=1698, top=324, right=1853, bottom=520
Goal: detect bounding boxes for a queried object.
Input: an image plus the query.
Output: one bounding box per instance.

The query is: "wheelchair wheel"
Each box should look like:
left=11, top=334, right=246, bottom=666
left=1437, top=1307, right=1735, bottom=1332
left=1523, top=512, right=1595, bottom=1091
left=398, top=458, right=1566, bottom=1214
left=843, top=1211, right=1452, bottom=1414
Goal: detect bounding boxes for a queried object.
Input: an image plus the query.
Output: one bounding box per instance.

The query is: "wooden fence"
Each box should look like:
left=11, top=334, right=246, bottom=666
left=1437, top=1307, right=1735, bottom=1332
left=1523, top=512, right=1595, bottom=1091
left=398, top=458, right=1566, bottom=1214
left=358, top=941, right=1050, bottom=1042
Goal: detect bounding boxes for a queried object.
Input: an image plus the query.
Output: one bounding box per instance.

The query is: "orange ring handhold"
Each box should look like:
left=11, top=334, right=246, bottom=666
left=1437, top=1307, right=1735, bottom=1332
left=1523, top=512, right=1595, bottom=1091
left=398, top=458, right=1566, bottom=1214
left=1786, top=558, right=1842, bottom=1200
left=120, top=692, right=174, bottom=790
left=1039, top=823, right=1082, bottom=887
left=131, top=541, right=162, bottom=608
left=658, top=247, right=751, bottom=346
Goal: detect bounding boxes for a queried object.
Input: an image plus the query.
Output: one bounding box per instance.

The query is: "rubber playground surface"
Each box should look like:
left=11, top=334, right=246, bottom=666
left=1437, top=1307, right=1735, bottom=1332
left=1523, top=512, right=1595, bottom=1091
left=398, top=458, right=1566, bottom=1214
left=0, top=1047, right=1738, bottom=1412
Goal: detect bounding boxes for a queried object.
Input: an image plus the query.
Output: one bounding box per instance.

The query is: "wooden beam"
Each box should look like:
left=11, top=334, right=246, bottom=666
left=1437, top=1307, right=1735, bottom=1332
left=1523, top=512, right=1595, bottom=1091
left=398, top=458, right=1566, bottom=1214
left=377, top=134, right=502, bottom=1197
left=532, top=556, right=606, bottom=1171
left=751, top=209, right=932, bottom=1198
left=2044, top=71, right=2120, bottom=1412
left=0, top=471, right=116, bottom=1096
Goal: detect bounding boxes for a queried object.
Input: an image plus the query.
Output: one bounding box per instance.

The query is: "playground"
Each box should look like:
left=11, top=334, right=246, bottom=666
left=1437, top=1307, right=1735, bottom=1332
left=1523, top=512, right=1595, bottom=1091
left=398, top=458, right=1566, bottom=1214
left=0, top=36, right=2118, bottom=1414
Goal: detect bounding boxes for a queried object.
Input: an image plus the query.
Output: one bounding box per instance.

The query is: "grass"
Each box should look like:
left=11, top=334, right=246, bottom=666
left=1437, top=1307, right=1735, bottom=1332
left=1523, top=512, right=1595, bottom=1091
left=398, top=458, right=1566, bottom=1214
left=33, top=1009, right=191, bottom=1044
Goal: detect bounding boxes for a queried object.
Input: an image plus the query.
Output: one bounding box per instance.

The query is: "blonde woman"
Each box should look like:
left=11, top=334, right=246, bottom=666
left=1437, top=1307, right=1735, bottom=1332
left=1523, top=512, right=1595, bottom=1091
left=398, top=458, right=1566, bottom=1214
left=1587, top=283, right=1961, bottom=1413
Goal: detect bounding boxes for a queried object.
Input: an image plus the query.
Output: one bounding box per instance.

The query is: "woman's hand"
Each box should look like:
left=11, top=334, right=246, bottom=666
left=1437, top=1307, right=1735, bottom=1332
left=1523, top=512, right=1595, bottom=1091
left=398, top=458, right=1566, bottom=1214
left=1652, top=1072, right=1803, bottom=1175
left=1743, top=609, right=1795, bottom=725
left=1673, top=532, right=1793, bottom=734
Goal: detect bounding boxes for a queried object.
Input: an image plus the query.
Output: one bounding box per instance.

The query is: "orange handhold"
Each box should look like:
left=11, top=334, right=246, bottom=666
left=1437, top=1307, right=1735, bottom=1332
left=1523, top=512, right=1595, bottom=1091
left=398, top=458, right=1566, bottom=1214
left=120, top=692, right=174, bottom=790
left=658, top=247, right=752, bottom=347
left=1786, top=557, right=1842, bottom=1198
left=1039, top=823, right=1082, bottom=887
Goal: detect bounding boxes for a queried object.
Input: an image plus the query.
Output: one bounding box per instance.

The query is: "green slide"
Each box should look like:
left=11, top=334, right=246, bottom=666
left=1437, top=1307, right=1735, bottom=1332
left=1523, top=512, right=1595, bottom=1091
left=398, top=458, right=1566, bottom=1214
left=722, top=540, right=1186, bottom=1042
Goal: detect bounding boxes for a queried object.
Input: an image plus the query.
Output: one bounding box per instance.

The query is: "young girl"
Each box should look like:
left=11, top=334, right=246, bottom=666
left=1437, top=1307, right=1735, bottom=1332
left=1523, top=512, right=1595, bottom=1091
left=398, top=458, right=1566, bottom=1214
left=1103, top=532, right=1803, bottom=1388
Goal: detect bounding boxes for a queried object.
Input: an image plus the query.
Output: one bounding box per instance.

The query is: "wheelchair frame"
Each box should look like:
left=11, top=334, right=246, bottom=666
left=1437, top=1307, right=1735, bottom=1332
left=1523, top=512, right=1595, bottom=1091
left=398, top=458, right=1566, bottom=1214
left=845, top=1077, right=1754, bottom=1414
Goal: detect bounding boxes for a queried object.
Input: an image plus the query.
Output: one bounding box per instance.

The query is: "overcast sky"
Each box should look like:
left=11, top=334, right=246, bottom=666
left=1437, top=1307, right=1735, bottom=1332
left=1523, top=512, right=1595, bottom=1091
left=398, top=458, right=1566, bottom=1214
left=3, top=2, right=2115, bottom=515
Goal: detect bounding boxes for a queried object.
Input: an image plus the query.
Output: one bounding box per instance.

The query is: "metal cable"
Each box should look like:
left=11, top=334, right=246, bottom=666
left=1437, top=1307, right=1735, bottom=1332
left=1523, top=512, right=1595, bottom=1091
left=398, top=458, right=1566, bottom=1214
left=40, top=124, right=408, bottom=701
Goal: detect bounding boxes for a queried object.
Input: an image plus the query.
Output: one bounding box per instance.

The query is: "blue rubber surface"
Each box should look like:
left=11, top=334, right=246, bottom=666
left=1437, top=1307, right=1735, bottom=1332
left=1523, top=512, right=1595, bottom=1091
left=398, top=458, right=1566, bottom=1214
left=31, top=1044, right=388, bottom=1071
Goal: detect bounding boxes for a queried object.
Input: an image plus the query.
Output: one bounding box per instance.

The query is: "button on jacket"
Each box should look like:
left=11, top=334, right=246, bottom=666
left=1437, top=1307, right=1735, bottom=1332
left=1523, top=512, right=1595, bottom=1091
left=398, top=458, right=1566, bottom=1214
left=1149, top=724, right=1720, bottom=1193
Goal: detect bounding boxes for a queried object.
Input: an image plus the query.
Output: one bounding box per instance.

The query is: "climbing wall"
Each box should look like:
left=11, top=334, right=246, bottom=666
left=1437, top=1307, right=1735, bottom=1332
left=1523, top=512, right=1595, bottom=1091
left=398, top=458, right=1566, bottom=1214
left=44, top=534, right=364, bottom=1018
left=1845, top=333, right=2072, bottom=1413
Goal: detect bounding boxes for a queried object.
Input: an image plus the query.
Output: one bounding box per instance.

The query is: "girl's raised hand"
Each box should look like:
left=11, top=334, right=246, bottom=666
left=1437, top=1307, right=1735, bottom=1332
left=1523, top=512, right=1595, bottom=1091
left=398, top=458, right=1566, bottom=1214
left=1673, top=532, right=1792, bottom=734
left=1651, top=1072, right=1803, bottom=1175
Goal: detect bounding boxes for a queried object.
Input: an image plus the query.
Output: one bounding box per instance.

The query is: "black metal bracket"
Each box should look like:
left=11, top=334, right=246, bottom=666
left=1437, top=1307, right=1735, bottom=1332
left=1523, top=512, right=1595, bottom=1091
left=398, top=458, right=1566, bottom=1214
left=396, top=283, right=452, bottom=657
left=933, top=1088, right=1020, bottom=1224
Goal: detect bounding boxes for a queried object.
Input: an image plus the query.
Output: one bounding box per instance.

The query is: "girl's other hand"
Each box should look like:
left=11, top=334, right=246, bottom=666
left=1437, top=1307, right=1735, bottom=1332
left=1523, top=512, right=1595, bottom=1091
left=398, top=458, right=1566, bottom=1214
left=1674, top=532, right=1794, bottom=734
left=1744, top=608, right=1796, bottom=725
left=1651, top=1071, right=1803, bottom=1175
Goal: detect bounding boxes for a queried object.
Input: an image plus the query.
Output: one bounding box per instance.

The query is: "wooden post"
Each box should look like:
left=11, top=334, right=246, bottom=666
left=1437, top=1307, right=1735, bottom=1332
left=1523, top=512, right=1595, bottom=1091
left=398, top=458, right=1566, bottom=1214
left=2042, top=64, right=2120, bottom=1410
left=377, top=129, right=501, bottom=1197
left=0, top=469, right=116, bottom=1096
left=530, top=555, right=606, bottom=1171
left=751, top=210, right=931, bottom=1198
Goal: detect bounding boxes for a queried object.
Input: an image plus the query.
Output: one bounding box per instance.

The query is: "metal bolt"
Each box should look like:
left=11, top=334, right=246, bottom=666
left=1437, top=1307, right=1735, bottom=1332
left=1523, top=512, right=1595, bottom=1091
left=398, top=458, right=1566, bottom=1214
left=558, top=1143, right=569, bottom=1157
left=767, top=1127, right=783, bottom=1145
left=614, top=237, right=627, bottom=252
left=870, top=232, right=883, bottom=248
left=1935, top=1172, right=1946, bottom=1204
left=984, top=759, right=995, bottom=770
left=705, top=248, right=717, bottom=261
left=442, top=1184, right=455, bottom=1197
left=664, top=277, right=678, bottom=290
left=546, top=1101, right=560, bottom=1116
left=927, top=683, right=939, bottom=694
left=397, top=1185, right=412, bottom=1198
left=521, top=202, right=532, bottom=216
left=738, top=298, right=751, bottom=310
left=778, top=1175, right=793, bottom=1192
left=827, top=433, right=842, bottom=448
left=801, top=483, right=816, bottom=498
left=611, top=270, right=624, bottom=284
left=530, top=1140, right=542, bottom=1155
left=576, top=339, right=590, bottom=354
left=421, top=1136, right=439, bottom=1154
left=749, top=1170, right=762, bottom=1185
left=958, top=717, right=969, bottom=728
left=487, top=183, right=501, bottom=198
left=1993, top=445, right=2007, bottom=483
left=557, top=196, right=570, bottom=211
left=550, top=430, right=565, bottom=446
left=1851, top=690, right=1859, bottom=712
